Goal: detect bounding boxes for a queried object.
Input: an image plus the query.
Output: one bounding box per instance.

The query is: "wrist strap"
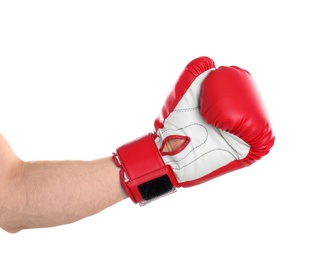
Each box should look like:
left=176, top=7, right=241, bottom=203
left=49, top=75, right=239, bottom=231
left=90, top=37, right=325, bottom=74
left=113, top=133, right=180, bottom=206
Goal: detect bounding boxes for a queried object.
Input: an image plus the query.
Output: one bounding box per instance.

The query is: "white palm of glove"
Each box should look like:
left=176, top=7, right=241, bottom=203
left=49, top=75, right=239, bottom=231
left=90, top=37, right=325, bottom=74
left=155, top=70, right=250, bottom=183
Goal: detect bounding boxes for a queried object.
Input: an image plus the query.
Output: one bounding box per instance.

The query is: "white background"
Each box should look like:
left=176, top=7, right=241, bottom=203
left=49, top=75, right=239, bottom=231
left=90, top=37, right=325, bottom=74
left=1, top=1, right=333, bottom=259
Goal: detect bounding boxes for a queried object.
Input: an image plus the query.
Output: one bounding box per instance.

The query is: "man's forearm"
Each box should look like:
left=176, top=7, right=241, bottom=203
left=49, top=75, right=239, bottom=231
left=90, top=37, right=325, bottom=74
left=0, top=157, right=128, bottom=233
left=0, top=133, right=180, bottom=233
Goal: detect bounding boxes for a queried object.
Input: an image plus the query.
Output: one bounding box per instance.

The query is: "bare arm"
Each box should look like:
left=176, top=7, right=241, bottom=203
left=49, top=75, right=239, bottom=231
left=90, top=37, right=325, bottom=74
left=0, top=133, right=180, bottom=233
left=0, top=134, right=128, bottom=233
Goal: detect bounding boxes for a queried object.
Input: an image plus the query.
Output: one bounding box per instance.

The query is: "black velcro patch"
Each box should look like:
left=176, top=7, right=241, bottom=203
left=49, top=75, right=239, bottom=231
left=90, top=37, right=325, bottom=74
left=138, top=175, right=173, bottom=201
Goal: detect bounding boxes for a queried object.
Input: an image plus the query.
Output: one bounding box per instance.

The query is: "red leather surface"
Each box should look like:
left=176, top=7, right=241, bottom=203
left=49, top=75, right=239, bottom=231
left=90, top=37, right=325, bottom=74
left=200, top=66, right=275, bottom=166
left=154, top=56, right=216, bottom=130
left=116, top=133, right=179, bottom=203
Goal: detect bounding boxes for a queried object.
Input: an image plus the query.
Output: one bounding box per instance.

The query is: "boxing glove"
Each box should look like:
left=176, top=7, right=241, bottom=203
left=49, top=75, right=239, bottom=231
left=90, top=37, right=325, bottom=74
left=112, top=56, right=274, bottom=205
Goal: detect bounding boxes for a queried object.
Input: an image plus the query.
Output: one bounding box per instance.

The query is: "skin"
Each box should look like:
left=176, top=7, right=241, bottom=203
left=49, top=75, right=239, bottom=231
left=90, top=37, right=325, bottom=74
left=0, top=133, right=183, bottom=233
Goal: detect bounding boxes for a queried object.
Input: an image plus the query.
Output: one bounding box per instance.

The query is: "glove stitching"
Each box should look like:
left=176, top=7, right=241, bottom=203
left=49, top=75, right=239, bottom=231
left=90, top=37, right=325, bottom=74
left=162, top=123, right=208, bottom=164
left=170, top=148, right=238, bottom=170
left=173, top=107, right=199, bottom=113
left=216, top=128, right=248, bottom=160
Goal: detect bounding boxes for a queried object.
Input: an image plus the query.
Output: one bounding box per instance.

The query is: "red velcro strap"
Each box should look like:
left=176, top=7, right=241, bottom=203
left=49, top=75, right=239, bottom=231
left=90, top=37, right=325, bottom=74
left=115, top=133, right=180, bottom=204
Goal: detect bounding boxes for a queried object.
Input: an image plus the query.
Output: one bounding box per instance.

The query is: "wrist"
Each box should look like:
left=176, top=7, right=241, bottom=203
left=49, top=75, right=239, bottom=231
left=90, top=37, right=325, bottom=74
left=113, top=133, right=180, bottom=205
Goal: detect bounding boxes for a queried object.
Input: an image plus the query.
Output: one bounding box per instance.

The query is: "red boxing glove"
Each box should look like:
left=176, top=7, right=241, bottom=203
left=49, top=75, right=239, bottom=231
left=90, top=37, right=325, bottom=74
left=113, top=56, right=274, bottom=205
